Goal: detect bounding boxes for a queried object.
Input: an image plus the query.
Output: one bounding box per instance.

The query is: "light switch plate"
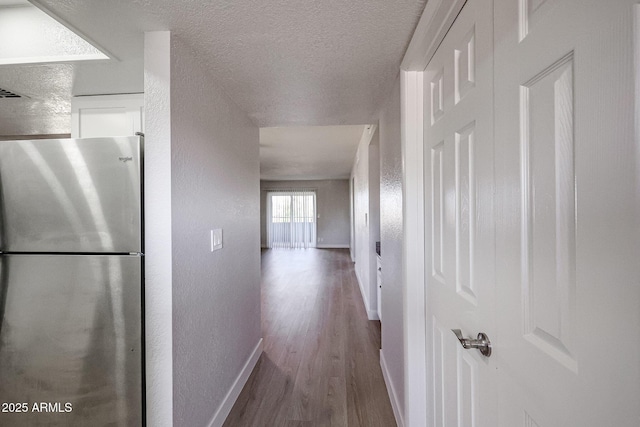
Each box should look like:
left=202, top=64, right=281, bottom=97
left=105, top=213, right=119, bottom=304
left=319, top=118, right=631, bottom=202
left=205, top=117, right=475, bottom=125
left=211, top=228, right=223, bottom=251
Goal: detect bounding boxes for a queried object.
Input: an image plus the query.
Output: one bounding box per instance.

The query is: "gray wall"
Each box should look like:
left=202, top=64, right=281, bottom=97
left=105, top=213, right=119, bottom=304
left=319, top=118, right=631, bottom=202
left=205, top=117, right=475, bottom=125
left=169, top=35, right=261, bottom=427
left=378, top=75, right=404, bottom=417
left=368, top=128, right=381, bottom=317
left=260, top=180, right=350, bottom=248
left=351, top=127, right=378, bottom=319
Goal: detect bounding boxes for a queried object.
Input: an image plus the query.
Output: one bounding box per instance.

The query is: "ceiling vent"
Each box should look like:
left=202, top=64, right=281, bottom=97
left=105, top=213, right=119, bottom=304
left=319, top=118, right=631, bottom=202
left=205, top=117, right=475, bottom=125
left=0, top=87, right=24, bottom=98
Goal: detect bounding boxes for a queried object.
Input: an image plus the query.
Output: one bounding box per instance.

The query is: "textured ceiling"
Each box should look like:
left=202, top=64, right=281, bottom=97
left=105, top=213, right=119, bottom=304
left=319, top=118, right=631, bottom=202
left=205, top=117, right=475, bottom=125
left=1, top=0, right=426, bottom=178
left=260, top=125, right=365, bottom=180
left=0, top=2, right=104, bottom=136
left=0, top=63, right=73, bottom=135
left=30, top=0, right=426, bottom=127
left=0, top=4, right=106, bottom=65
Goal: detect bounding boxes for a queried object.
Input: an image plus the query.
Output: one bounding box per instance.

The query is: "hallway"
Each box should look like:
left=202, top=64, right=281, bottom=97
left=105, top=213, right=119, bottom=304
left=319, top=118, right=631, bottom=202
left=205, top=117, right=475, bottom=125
left=224, top=249, right=396, bottom=426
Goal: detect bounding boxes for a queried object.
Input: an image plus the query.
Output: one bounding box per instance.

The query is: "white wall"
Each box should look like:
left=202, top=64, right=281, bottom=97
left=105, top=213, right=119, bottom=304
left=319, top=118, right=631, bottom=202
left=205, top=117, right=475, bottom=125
left=169, top=35, right=261, bottom=427
left=351, top=125, right=379, bottom=319
left=378, top=75, right=405, bottom=426
left=260, top=179, right=350, bottom=248
left=143, top=30, right=173, bottom=427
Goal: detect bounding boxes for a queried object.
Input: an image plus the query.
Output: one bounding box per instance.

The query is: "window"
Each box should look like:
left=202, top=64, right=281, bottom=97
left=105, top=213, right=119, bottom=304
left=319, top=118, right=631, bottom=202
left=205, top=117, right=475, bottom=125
left=266, top=190, right=316, bottom=249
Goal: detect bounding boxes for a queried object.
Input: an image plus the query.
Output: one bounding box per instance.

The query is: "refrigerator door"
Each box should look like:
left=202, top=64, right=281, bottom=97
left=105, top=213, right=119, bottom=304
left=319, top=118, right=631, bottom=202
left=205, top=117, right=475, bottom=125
left=0, top=136, right=142, bottom=253
left=0, top=254, right=142, bottom=427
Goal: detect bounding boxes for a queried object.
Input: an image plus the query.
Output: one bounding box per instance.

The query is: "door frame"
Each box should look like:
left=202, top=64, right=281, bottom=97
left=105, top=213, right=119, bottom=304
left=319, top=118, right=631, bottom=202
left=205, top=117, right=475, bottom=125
left=351, top=176, right=356, bottom=261
left=399, top=1, right=467, bottom=426
left=401, top=1, right=640, bottom=426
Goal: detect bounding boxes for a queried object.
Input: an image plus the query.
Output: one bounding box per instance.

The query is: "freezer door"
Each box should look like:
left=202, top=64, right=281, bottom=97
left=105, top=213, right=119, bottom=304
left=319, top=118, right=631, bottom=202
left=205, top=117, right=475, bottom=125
left=0, top=136, right=142, bottom=253
left=0, top=254, right=142, bottom=427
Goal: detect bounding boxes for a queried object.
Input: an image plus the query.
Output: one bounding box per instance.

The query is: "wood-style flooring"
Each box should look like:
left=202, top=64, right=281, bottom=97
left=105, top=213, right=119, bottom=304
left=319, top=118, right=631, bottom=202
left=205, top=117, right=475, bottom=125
left=223, top=248, right=397, bottom=427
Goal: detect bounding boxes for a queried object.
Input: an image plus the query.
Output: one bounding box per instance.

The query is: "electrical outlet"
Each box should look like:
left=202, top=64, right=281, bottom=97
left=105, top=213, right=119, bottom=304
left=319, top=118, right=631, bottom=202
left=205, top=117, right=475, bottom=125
left=210, top=229, right=223, bottom=251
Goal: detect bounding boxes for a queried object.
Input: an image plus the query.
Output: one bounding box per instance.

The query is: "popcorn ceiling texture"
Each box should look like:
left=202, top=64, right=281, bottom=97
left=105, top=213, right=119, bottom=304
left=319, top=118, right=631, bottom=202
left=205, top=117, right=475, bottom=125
left=0, top=63, right=73, bottom=135
left=29, top=0, right=426, bottom=127
left=259, top=125, right=364, bottom=180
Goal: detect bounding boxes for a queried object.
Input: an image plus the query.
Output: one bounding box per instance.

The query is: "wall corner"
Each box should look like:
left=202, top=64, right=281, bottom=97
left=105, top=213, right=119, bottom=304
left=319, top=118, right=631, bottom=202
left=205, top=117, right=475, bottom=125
left=143, top=30, right=173, bottom=427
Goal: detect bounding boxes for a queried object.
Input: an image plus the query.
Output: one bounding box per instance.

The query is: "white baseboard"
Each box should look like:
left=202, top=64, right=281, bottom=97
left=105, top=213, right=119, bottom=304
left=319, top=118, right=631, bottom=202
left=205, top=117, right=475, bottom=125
left=261, top=244, right=349, bottom=249
left=207, top=338, right=263, bottom=427
left=354, top=268, right=378, bottom=320
left=354, top=268, right=368, bottom=311
left=380, top=350, right=405, bottom=427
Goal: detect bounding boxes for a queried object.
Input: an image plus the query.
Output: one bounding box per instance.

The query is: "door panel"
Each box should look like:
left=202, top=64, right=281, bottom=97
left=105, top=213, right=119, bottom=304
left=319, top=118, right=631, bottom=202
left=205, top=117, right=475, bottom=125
left=423, top=0, right=496, bottom=425
left=421, top=0, right=639, bottom=425
left=0, top=136, right=142, bottom=253
left=494, top=0, right=640, bottom=425
left=0, top=254, right=142, bottom=426
left=521, top=53, right=577, bottom=371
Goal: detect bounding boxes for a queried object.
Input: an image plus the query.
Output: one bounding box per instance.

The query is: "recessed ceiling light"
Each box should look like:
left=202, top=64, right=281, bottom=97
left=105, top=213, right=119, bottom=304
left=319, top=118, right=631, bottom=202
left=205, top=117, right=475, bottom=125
left=0, top=1, right=109, bottom=65
left=0, top=0, right=30, bottom=7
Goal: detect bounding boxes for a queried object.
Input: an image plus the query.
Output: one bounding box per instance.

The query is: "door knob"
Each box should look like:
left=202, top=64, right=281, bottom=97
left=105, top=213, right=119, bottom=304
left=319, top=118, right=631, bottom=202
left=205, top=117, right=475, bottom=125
left=451, top=329, right=492, bottom=357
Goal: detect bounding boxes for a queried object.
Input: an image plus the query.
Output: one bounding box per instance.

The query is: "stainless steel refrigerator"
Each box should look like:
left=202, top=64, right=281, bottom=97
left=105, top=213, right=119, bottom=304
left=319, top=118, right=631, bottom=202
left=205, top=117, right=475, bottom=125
left=0, top=136, right=144, bottom=426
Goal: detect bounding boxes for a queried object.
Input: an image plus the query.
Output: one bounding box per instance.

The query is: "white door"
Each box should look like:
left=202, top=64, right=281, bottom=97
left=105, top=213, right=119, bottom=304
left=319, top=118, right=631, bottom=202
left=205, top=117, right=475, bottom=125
left=423, top=0, right=497, bottom=425
left=494, top=0, right=640, bottom=425
left=423, top=0, right=640, bottom=426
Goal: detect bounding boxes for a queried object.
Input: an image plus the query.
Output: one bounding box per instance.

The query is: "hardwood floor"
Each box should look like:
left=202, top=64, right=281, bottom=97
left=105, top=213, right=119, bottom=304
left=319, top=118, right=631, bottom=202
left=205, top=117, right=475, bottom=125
left=223, top=249, right=396, bottom=427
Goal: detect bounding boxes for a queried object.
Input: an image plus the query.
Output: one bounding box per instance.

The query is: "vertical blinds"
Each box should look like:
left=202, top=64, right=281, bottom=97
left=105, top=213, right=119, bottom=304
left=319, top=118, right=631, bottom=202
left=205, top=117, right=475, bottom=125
left=266, top=190, right=316, bottom=249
